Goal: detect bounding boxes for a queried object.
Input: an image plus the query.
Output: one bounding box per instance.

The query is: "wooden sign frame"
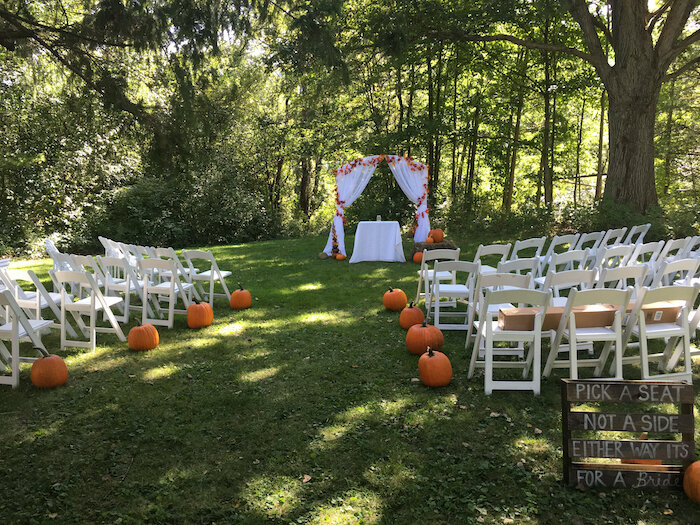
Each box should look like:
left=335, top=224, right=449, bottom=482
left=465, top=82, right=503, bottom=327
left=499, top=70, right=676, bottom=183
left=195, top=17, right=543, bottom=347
left=561, top=379, right=694, bottom=490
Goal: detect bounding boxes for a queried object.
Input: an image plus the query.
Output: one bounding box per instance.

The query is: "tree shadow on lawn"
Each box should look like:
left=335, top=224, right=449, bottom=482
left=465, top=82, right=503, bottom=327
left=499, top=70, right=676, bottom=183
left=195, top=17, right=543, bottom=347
left=1, top=236, right=698, bottom=523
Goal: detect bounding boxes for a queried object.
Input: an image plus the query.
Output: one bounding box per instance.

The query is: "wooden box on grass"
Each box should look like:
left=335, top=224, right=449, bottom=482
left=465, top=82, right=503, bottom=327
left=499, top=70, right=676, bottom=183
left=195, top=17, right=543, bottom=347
left=498, top=301, right=682, bottom=331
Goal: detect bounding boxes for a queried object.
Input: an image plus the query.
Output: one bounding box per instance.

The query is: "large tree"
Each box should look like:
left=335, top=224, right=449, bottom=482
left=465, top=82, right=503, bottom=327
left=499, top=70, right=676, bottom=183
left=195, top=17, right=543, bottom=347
left=437, top=0, right=699, bottom=212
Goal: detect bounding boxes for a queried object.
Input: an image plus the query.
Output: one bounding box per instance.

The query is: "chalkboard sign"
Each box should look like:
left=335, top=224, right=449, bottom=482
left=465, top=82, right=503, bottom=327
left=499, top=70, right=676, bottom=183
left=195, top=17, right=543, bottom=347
left=561, top=379, right=694, bottom=490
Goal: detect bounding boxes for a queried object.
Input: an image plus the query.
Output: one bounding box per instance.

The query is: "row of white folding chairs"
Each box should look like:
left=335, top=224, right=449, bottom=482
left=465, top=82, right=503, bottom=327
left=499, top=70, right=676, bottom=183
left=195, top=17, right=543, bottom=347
left=465, top=282, right=699, bottom=396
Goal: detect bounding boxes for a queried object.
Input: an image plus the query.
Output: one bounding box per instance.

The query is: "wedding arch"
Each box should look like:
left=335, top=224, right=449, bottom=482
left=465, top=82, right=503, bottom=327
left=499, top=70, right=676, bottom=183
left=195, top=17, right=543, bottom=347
left=323, top=154, right=431, bottom=257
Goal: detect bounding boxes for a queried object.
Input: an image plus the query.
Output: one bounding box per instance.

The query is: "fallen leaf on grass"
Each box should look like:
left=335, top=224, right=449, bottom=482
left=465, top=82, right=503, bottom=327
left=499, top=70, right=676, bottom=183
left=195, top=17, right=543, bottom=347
left=351, top=364, right=359, bottom=368
left=458, top=405, right=467, bottom=410
left=476, top=518, right=484, bottom=524
left=476, top=508, right=487, bottom=516
left=411, top=378, right=420, bottom=382
left=534, top=427, right=542, bottom=435
left=490, top=412, right=500, bottom=418
left=128, top=374, right=136, bottom=378
left=187, top=373, right=193, bottom=379
left=462, top=442, right=471, bottom=448
left=48, top=513, right=57, bottom=519
left=302, top=475, right=312, bottom=483
left=663, top=510, right=673, bottom=515
left=387, top=319, right=393, bottom=323
left=253, top=459, right=260, bottom=464
left=504, top=519, right=514, bottom=524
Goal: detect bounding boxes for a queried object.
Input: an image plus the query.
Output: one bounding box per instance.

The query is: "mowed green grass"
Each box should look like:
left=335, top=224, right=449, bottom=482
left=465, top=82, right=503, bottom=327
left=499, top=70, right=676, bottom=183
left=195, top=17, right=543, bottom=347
left=1, top=234, right=699, bottom=524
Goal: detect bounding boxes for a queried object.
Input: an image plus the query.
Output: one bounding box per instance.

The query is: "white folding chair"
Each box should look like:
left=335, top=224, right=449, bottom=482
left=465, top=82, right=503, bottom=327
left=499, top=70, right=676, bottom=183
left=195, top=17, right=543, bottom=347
left=139, top=259, right=194, bottom=328
left=682, top=235, right=700, bottom=259
left=149, top=247, right=202, bottom=301
left=593, top=244, right=635, bottom=270
left=52, top=270, right=126, bottom=350
left=656, top=237, right=692, bottom=269
left=574, top=231, right=605, bottom=252
left=509, top=237, right=546, bottom=260
left=586, top=228, right=628, bottom=267
left=595, top=265, right=648, bottom=300
left=0, top=290, right=52, bottom=388
left=544, top=287, right=633, bottom=380
left=415, top=248, right=460, bottom=306
left=537, top=234, right=580, bottom=278
left=0, top=268, right=78, bottom=338
left=98, top=236, right=122, bottom=258
left=472, top=243, right=512, bottom=274
left=619, top=285, right=700, bottom=383
left=543, top=269, right=597, bottom=307
left=649, top=258, right=699, bottom=288
left=534, top=249, right=590, bottom=288
left=621, top=224, right=651, bottom=246
left=467, top=272, right=533, bottom=373
left=475, top=288, right=552, bottom=395
left=628, top=241, right=665, bottom=286
left=498, top=257, right=539, bottom=277
left=181, top=250, right=232, bottom=307
left=429, top=261, right=479, bottom=331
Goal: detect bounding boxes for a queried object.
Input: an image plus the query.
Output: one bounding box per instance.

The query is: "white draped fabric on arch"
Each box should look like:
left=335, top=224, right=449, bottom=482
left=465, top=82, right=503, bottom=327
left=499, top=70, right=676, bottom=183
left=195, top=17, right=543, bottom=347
left=322, top=154, right=431, bottom=257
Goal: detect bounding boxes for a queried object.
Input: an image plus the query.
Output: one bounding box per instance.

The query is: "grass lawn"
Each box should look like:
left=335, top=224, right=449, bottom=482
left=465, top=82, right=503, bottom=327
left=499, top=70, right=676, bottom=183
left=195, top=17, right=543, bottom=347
left=2, top=233, right=699, bottom=524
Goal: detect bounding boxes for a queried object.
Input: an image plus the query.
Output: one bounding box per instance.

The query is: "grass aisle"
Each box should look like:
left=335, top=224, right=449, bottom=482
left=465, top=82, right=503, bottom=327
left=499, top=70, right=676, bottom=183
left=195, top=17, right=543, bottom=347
left=1, top=235, right=699, bottom=524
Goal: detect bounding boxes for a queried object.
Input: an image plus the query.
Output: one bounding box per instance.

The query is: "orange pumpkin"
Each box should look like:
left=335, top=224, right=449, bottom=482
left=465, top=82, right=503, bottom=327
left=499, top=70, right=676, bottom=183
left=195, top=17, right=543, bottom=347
left=399, top=302, right=425, bottom=330
left=684, top=461, right=700, bottom=503
left=230, top=283, right=252, bottom=309
left=425, top=237, right=435, bottom=244
left=188, top=301, right=213, bottom=328
left=413, top=251, right=423, bottom=263
left=30, top=354, right=68, bottom=388
left=406, top=321, right=444, bottom=354
left=382, top=287, right=407, bottom=311
left=621, top=433, right=662, bottom=466
left=128, top=322, right=159, bottom=351
left=429, top=228, right=444, bottom=242
left=336, top=253, right=346, bottom=261
left=418, top=347, right=452, bottom=387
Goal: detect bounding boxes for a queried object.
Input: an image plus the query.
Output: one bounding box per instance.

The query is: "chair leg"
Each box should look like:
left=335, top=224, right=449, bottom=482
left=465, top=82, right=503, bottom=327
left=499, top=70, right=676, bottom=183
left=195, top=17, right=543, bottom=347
left=569, top=329, right=578, bottom=380
left=484, top=328, right=493, bottom=395
left=532, top=336, right=541, bottom=395
left=468, top=322, right=483, bottom=379
left=415, top=273, right=423, bottom=305
left=89, top=312, right=97, bottom=351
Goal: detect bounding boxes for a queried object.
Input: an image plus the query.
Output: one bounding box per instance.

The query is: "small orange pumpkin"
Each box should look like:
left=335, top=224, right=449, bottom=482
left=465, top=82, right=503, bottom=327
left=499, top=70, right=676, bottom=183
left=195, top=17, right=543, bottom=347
left=336, top=253, right=346, bottom=261
left=406, top=321, right=444, bottom=354
left=188, top=301, right=213, bottom=328
left=230, top=283, right=252, bottom=309
left=30, top=354, right=68, bottom=388
left=413, top=252, right=423, bottom=263
left=128, top=322, right=159, bottom=351
left=429, top=228, right=444, bottom=242
left=382, top=287, right=407, bottom=311
left=684, top=461, right=700, bottom=502
left=425, top=237, right=435, bottom=244
left=418, top=347, right=452, bottom=387
left=399, top=302, right=425, bottom=330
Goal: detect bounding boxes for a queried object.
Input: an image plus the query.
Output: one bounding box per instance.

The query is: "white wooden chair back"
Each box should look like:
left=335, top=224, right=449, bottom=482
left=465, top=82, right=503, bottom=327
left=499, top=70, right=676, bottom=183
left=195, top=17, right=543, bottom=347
left=415, top=248, right=460, bottom=304
left=650, top=258, right=700, bottom=288
left=594, top=244, right=634, bottom=269
left=622, top=223, right=651, bottom=245
left=657, top=237, right=692, bottom=266
left=628, top=241, right=665, bottom=265
left=595, top=265, right=648, bottom=295
left=599, top=227, right=628, bottom=249
left=683, top=235, right=700, bottom=259
left=543, top=269, right=597, bottom=301
left=544, top=249, right=590, bottom=274
left=473, top=243, right=511, bottom=263
left=539, top=234, right=580, bottom=277
left=510, top=236, right=546, bottom=260
left=497, top=257, right=538, bottom=276
left=138, top=258, right=193, bottom=328
left=574, top=231, right=604, bottom=251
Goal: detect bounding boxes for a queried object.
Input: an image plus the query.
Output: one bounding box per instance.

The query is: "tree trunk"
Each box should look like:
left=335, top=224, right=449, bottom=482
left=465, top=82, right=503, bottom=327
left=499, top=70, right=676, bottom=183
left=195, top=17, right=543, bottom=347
left=503, top=86, right=524, bottom=213
left=602, top=85, right=660, bottom=211
left=298, top=158, right=311, bottom=218
left=465, top=95, right=481, bottom=210
left=407, top=63, right=415, bottom=157
left=574, top=97, right=586, bottom=206
left=541, top=43, right=553, bottom=205
left=450, top=46, right=460, bottom=196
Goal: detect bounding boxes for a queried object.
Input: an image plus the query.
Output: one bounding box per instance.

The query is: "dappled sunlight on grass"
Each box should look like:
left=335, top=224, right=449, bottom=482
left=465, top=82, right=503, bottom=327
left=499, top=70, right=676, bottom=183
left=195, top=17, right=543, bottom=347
left=295, top=311, right=352, bottom=325
left=242, top=475, right=301, bottom=519
left=296, top=282, right=323, bottom=291
left=239, top=366, right=280, bottom=383
left=143, top=364, right=180, bottom=381
left=217, top=322, right=245, bottom=336
left=306, top=489, right=383, bottom=524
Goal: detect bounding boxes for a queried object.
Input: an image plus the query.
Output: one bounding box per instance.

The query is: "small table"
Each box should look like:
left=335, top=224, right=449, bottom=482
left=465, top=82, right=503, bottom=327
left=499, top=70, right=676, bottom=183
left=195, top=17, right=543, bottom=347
left=349, top=221, right=406, bottom=263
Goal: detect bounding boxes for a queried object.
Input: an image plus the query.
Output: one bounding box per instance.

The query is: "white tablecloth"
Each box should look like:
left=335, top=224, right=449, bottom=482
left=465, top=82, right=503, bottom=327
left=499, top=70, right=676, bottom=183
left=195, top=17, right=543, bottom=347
left=349, top=221, right=406, bottom=263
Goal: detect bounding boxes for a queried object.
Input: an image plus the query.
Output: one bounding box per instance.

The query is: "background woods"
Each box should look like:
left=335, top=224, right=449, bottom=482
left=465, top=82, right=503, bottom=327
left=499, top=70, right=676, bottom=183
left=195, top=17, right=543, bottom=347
left=1, top=0, right=698, bottom=255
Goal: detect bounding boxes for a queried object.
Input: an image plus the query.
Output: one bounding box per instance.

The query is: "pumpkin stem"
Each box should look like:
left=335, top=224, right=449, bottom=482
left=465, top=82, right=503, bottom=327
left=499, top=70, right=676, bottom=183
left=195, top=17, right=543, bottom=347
left=238, top=282, right=244, bottom=290
left=427, top=347, right=435, bottom=357
left=408, top=301, right=414, bottom=308
left=421, top=320, right=427, bottom=327
left=388, top=287, right=394, bottom=292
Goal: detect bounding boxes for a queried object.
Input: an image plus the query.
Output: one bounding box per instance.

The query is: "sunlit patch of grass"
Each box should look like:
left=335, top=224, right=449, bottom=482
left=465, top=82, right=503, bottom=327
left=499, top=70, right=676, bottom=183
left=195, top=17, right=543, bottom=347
left=296, top=282, right=323, bottom=291
left=307, top=489, right=383, bottom=524
left=143, top=364, right=179, bottom=381
left=242, top=475, right=301, bottom=518
left=296, top=311, right=351, bottom=325
left=239, top=366, right=280, bottom=383
left=217, top=322, right=245, bottom=336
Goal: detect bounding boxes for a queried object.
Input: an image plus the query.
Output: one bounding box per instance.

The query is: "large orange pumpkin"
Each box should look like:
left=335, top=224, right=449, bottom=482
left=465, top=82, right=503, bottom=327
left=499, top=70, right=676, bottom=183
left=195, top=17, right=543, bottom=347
left=429, top=229, right=444, bottom=242
left=399, top=302, right=425, bottom=330
left=188, top=301, right=213, bottom=328
left=406, top=321, right=444, bottom=354
left=336, top=253, right=346, bottom=261
left=230, top=283, right=252, bottom=309
left=683, top=461, right=700, bottom=503
left=418, top=347, right=452, bottom=387
left=128, top=322, right=159, bottom=351
left=30, top=354, right=68, bottom=388
left=412, top=252, right=423, bottom=263
left=621, top=433, right=662, bottom=466
left=383, top=287, right=407, bottom=311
